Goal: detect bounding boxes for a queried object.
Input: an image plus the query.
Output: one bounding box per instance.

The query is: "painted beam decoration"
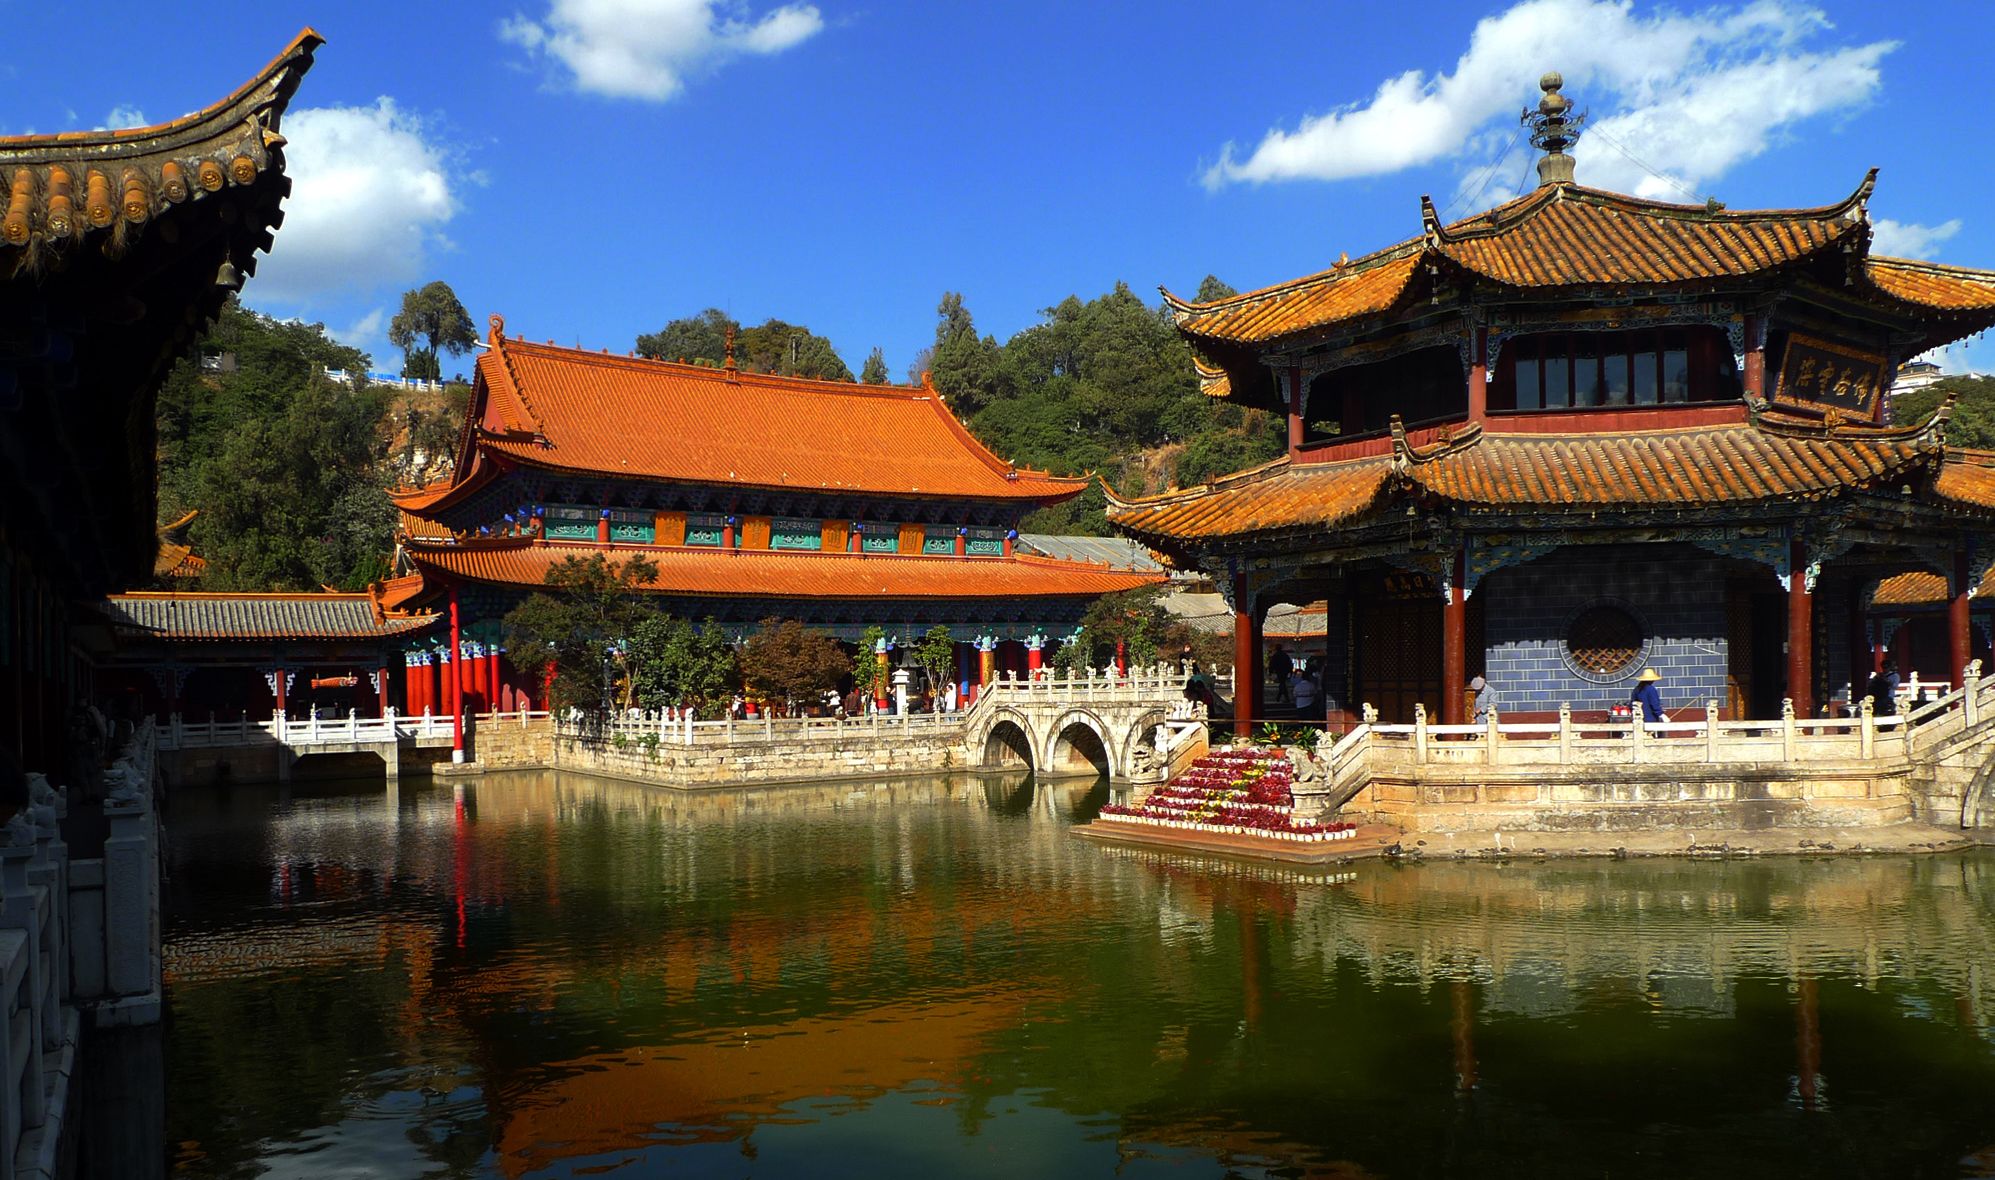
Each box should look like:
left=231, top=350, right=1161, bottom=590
left=1773, top=333, right=1888, bottom=419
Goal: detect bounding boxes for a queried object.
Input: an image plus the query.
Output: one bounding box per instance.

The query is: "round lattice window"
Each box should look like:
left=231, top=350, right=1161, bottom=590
left=1565, top=604, right=1645, bottom=678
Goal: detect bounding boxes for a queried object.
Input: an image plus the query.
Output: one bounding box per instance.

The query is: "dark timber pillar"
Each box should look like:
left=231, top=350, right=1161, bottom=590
left=376, top=664, right=390, bottom=718
left=1788, top=539, right=1814, bottom=719
left=1952, top=548, right=1974, bottom=686
left=1232, top=574, right=1260, bottom=739
left=1443, top=550, right=1467, bottom=725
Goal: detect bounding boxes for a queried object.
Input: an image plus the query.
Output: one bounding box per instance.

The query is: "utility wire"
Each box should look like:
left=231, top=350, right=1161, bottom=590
left=1585, top=124, right=1706, bottom=204
left=1447, top=127, right=1524, bottom=218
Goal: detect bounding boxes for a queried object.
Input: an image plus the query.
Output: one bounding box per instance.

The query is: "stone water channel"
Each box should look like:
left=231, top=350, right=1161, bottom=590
left=159, top=769, right=1995, bottom=1178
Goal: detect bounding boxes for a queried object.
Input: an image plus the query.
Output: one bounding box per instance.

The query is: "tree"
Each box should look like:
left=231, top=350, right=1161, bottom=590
left=1195, top=274, right=1239, bottom=303
left=155, top=301, right=396, bottom=591
left=628, top=615, right=739, bottom=717
left=1053, top=587, right=1181, bottom=675
left=734, top=318, right=854, bottom=381
left=911, top=624, right=957, bottom=709
left=853, top=624, right=887, bottom=698
left=738, top=619, right=851, bottom=711
left=388, top=281, right=476, bottom=379
left=928, top=292, right=1007, bottom=416
left=1895, top=374, right=1995, bottom=449
left=502, top=554, right=660, bottom=717
left=636, top=308, right=736, bottom=365
left=860, top=348, right=890, bottom=384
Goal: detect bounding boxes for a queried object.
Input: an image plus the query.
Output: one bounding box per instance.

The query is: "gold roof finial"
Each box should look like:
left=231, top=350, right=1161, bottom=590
left=723, top=325, right=738, bottom=371
left=1523, top=71, right=1585, bottom=187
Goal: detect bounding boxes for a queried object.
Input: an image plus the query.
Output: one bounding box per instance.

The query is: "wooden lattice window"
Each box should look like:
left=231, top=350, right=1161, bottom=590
left=1566, top=605, right=1644, bottom=677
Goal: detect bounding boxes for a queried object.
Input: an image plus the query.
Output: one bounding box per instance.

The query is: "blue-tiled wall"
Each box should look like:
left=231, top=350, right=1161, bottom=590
left=1481, top=545, right=1729, bottom=715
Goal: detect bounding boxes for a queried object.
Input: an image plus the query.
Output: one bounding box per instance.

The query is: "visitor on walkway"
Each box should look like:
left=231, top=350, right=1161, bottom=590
left=1292, top=669, right=1317, bottom=714
left=1470, top=674, right=1495, bottom=723
left=1631, top=668, right=1669, bottom=725
left=1269, top=645, right=1293, bottom=703
left=1867, top=658, right=1901, bottom=717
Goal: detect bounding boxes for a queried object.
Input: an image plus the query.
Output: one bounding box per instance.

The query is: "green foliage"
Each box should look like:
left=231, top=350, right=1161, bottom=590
left=1052, top=586, right=1226, bottom=675
left=921, top=283, right=1284, bottom=533
left=387, top=280, right=476, bottom=375
left=502, top=554, right=661, bottom=717
left=739, top=619, right=851, bottom=709
left=1195, top=274, right=1239, bottom=303
left=860, top=348, right=890, bottom=384
left=911, top=624, right=957, bottom=707
left=1895, top=374, right=1995, bottom=450
left=628, top=614, right=739, bottom=718
left=636, top=308, right=733, bottom=365
left=403, top=383, right=472, bottom=480
left=853, top=624, right=887, bottom=691
left=155, top=301, right=395, bottom=591
left=635, top=309, right=854, bottom=380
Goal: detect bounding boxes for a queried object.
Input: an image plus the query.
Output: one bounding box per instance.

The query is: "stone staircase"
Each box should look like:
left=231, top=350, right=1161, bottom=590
left=1098, top=745, right=1358, bottom=845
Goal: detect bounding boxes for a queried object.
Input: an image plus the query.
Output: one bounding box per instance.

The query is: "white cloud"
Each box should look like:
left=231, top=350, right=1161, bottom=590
left=1871, top=217, right=1963, bottom=260
left=1202, top=0, right=1895, bottom=204
left=247, top=99, right=459, bottom=307
left=500, top=0, right=823, bottom=101
left=99, top=105, right=147, bottom=130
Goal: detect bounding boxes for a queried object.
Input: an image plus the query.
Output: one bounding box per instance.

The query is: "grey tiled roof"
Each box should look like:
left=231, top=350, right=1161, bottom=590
left=100, top=594, right=439, bottom=641
left=1017, top=533, right=1164, bottom=572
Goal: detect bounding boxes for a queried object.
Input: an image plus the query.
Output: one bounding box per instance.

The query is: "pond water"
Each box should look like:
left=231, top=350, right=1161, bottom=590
left=160, top=770, right=1995, bottom=1178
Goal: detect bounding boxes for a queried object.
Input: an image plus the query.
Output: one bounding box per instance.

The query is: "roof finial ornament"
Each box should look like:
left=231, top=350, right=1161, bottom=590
left=723, top=325, right=738, bottom=371
left=1523, top=71, right=1585, bottom=188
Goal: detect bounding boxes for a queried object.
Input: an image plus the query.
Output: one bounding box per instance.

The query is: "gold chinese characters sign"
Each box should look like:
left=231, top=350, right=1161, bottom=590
left=1773, top=333, right=1887, bottom=419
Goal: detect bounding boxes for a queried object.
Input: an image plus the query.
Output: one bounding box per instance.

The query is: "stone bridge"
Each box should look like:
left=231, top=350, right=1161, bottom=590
left=961, top=667, right=1220, bottom=781
left=157, top=712, right=460, bottom=781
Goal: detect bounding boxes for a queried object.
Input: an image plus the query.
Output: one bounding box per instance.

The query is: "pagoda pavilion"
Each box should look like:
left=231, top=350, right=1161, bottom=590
left=1109, top=73, right=1995, bottom=735
left=388, top=318, right=1161, bottom=713
left=1, top=31, right=318, bottom=782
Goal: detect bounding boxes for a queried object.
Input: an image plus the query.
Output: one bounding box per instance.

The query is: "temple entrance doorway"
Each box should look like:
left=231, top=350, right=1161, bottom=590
left=1355, top=572, right=1443, bottom=723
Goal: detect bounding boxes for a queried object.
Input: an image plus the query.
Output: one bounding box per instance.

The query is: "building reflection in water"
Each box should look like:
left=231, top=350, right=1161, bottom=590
left=161, top=770, right=1995, bottom=1178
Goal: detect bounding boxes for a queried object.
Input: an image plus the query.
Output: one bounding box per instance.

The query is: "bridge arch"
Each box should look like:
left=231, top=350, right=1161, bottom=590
left=972, top=707, right=1037, bottom=771
left=1043, top=707, right=1114, bottom=778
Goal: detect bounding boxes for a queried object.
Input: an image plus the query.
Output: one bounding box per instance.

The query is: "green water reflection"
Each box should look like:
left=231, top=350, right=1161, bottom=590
left=163, top=770, right=1995, bottom=1178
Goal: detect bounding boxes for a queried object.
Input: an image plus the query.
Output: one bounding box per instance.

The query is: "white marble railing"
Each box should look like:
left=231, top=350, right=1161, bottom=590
left=158, top=710, right=465, bottom=750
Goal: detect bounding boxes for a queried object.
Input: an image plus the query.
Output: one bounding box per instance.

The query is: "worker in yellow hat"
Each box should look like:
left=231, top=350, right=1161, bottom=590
left=1631, top=667, right=1668, bottom=725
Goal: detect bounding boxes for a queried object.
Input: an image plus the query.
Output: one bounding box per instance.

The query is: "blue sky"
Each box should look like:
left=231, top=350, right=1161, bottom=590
left=10, top=0, right=1995, bottom=377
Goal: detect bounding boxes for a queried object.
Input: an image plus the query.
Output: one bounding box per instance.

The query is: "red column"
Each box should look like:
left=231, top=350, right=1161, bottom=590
left=954, top=528, right=966, bottom=557
left=1468, top=327, right=1488, bottom=423
left=1027, top=638, right=1043, bottom=678
left=1115, top=637, right=1127, bottom=677
left=1951, top=549, right=1973, bottom=685
left=376, top=665, right=390, bottom=718
left=1002, top=530, right=1014, bottom=558
left=1443, top=550, right=1466, bottom=725
left=596, top=511, right=610, bottom=545
left=486, top=648, right=501, bottom=711
left=722, top=516, right=735, bottom=550
left=425, top=657, right=440, bottom=716
left=850, top=524, right=863, bottom=553
left=1743, top=314, right=1765, bottom=400
left=1287, top=364, right=1304, bottom=455
left=449, top=589, right=465, bottom=762
left=273, top=666, right=287, bottom=719
left=1233, top=574, right=1258, bottom=738
left=1788, top=540, right=1814, bottom=718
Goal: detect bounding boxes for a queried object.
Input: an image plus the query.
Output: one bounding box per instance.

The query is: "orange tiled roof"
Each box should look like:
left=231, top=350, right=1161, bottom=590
left=434, top=324, right=1086, bottom=507
left=0, top=30, right=319, bottom=260
left=1864, top=257, right=1995, bottom=312
left=1932, top=448, right=1995, bottom=512
left=1110, top=413, right=1967, bottom=545
left=402, top=538, right=1162, bottom=599
left=1107, top=456, right=1393, bottom=544
left=1164, top=174, right=1874, bottom=348
left=1426, top=178, right=1867, bottom=288
left=1164, top=250, right=1423, bottom=346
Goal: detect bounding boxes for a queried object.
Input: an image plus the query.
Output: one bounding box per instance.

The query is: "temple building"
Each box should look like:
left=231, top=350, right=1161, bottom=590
left=1109, top=73, right=1995, bottom=734
left=388, top=319, right=1162, bottom=707
left=0, top=31, right=318, bottom=780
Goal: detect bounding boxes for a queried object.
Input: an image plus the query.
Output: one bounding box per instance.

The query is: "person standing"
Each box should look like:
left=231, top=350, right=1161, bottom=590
left=1292, top=669, right=1317, bottom=714
left=1866, top=657, right=1901, bottom=717
left=1269, top=644, right=1294, bottom=704
left=1631, top=668, right=1668, bottom=725
left=1469, top=674, right=1496, bottom=723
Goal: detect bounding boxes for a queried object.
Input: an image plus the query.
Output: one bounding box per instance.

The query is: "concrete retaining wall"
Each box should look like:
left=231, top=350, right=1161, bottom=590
left=548, top=729, right=970, bottom=787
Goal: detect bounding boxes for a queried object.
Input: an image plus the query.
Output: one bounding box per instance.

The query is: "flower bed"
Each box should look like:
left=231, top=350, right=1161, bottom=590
left=1099, top=744, right=1356, bottom=843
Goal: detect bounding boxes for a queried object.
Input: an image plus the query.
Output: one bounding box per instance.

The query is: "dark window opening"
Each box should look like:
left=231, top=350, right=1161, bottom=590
left=1303, top=346, right=1467, bottom=445
left=1490, top=325, right=1739, bottom=412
